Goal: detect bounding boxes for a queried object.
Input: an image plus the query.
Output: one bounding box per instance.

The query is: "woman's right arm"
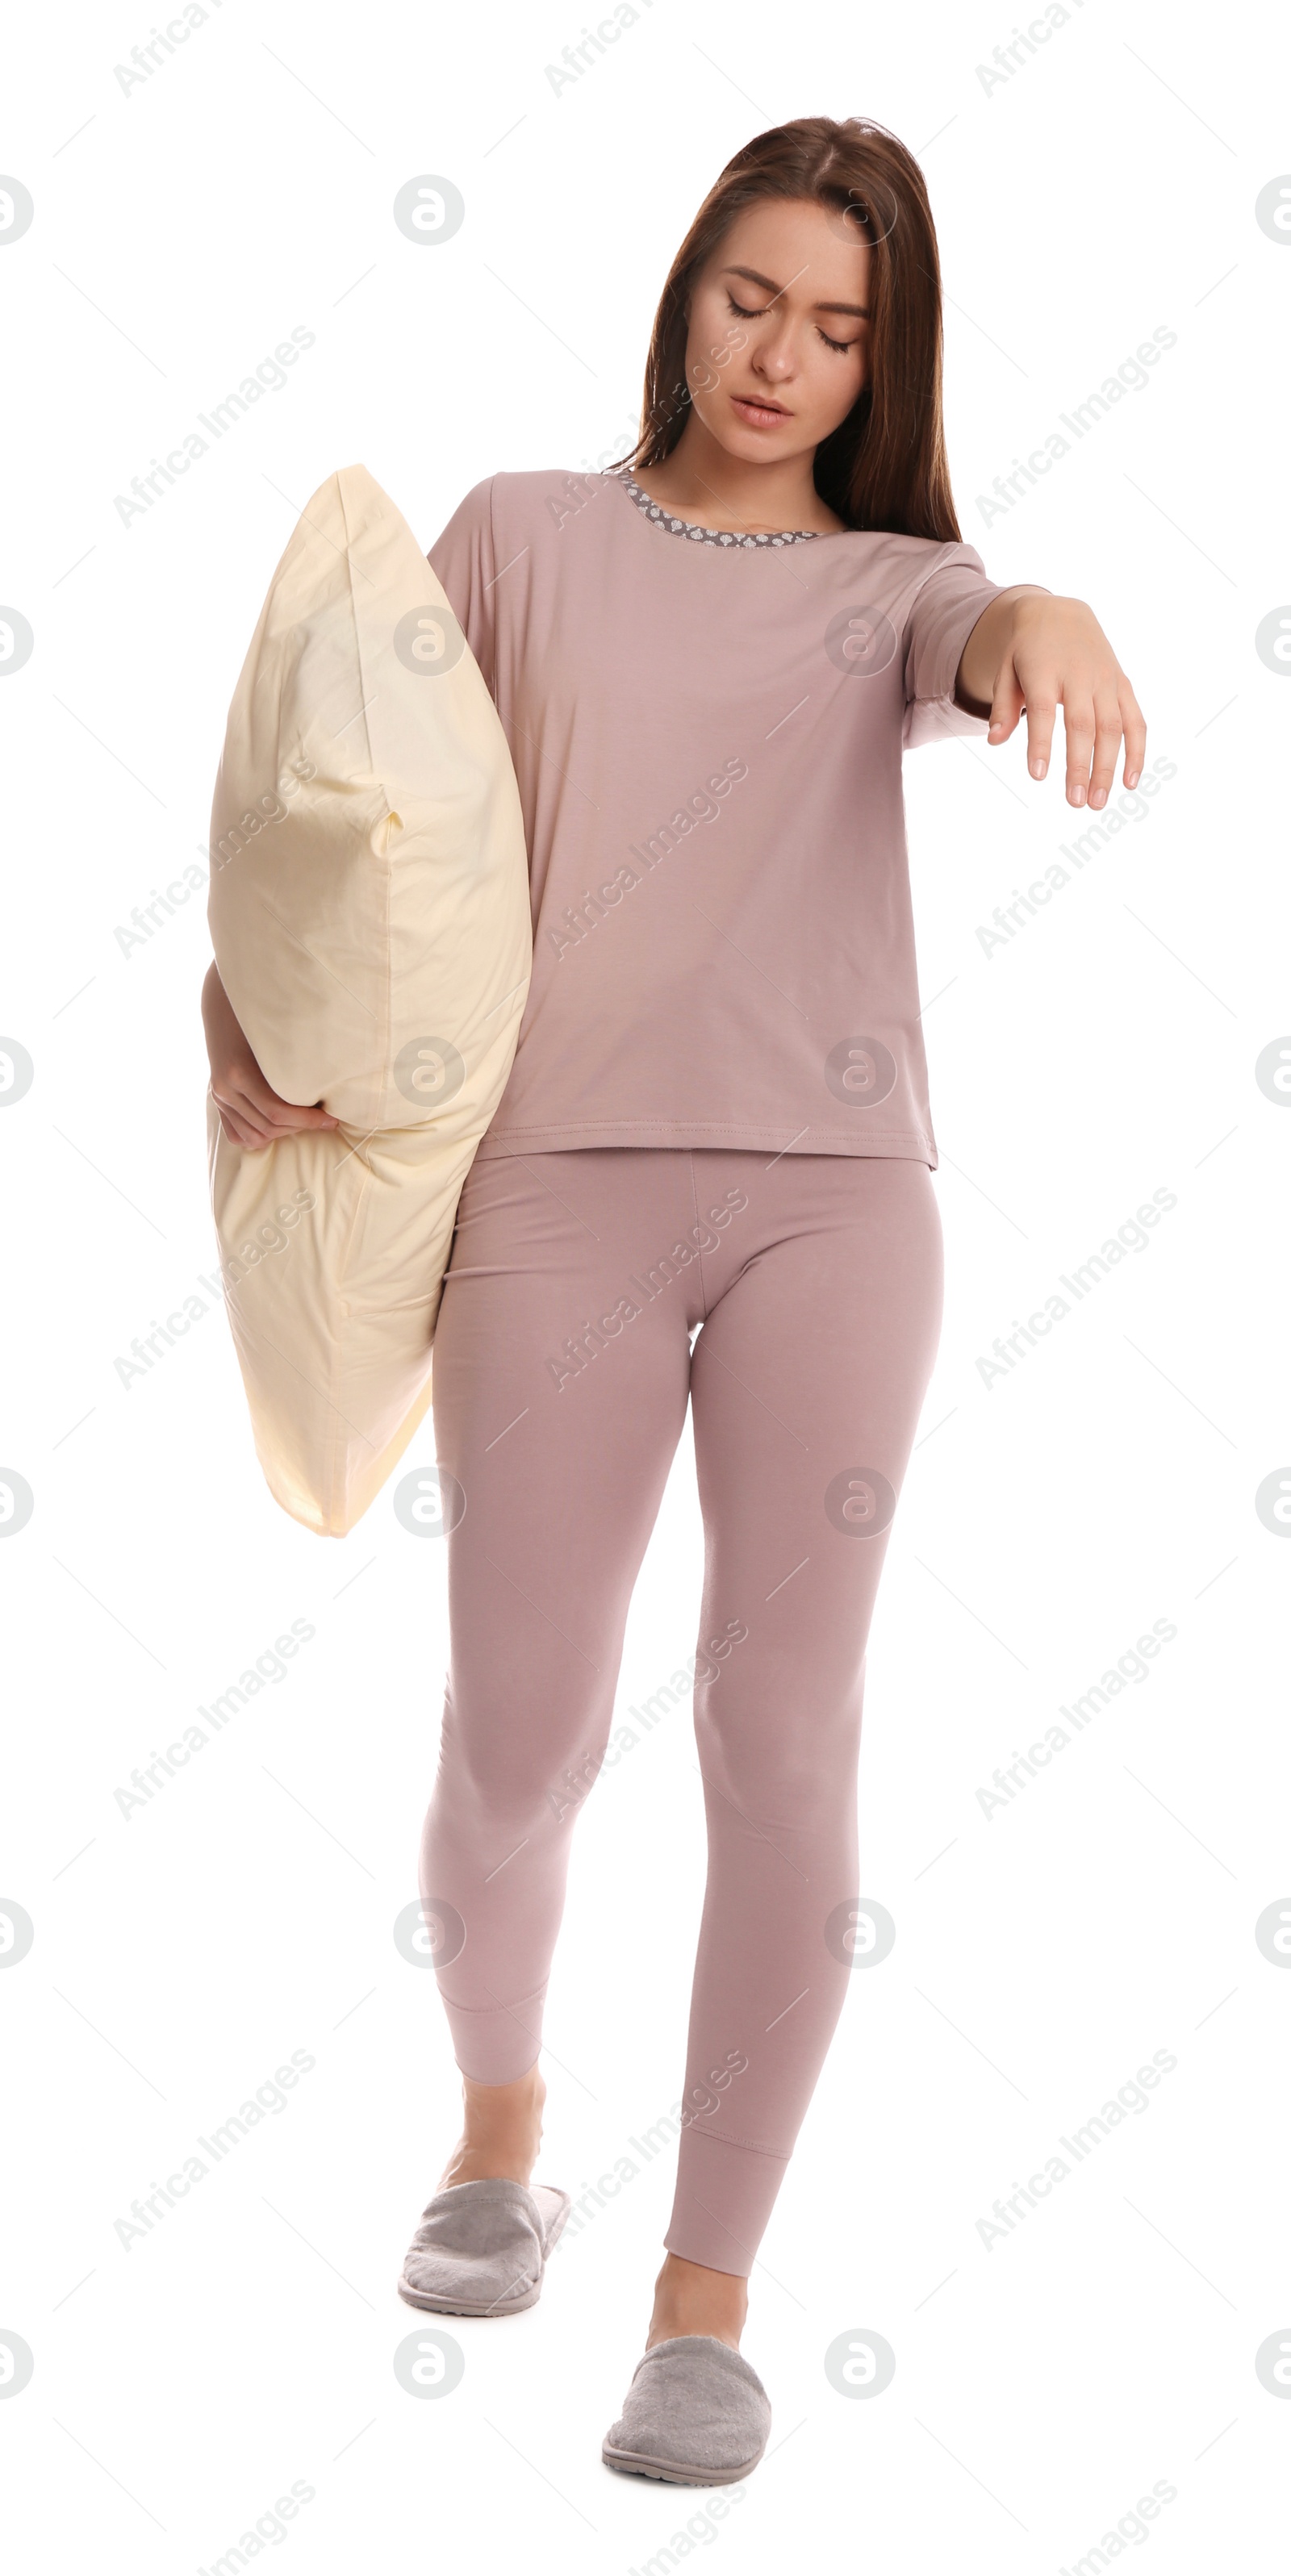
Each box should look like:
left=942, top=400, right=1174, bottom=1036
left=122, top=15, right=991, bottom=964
left=202, top=961, right=339, bottom=1152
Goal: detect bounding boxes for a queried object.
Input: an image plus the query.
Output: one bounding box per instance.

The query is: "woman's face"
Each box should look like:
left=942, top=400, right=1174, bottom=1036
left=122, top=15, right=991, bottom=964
left=682, top=196, right=871, bottom=464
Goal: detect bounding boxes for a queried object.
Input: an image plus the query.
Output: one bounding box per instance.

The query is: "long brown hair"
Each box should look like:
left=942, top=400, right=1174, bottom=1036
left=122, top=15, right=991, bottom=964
left=622, top=116, right=962, bottom=542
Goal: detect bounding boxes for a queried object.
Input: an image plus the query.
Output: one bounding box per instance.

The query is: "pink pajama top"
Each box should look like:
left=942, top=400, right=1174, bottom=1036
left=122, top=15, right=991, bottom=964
left=428, top=469, right=1006, bottom=1167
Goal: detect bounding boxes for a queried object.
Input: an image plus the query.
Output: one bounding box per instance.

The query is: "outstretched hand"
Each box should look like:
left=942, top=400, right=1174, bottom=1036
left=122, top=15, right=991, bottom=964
left=201, top=962, right=339, bottom=1153
left=960, top=588, right=1147, bottom=809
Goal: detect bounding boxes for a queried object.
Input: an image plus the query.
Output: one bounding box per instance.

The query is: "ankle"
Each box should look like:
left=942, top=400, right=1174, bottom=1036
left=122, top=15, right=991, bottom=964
left=646, top=2252, right=748, bottom=2353
left=438, top=2063, right=546, bottom=2191
left=465, top=2064, right=545, bottom=2146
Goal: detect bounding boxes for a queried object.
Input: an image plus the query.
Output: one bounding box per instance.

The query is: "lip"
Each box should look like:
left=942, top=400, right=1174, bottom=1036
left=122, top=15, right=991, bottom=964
left=729, top=394, right=792, bottom=426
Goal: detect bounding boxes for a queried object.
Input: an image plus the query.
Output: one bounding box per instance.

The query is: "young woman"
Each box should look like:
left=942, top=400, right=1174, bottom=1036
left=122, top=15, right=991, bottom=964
left=205, top=117, right=1143, bottom=2486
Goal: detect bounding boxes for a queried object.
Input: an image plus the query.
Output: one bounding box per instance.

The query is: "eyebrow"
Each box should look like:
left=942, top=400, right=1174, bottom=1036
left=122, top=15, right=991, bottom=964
left=722, top=263, right=870, bottom=319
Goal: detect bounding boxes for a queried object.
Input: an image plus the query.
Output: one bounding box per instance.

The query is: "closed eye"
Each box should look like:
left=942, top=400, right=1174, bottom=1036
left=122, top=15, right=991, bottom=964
left=725, top=291, right=860, bottom=356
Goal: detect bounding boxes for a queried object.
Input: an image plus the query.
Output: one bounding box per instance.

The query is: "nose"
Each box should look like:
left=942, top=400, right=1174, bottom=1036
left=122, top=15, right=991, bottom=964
left=751, top=317, right=797, bottom=383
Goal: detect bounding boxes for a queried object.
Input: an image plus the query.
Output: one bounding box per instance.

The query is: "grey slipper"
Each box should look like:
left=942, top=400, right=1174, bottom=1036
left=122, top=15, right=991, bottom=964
left=397, top=2178, right=571, bottom=2317
left=602, top=2335, right=771, bottom=2485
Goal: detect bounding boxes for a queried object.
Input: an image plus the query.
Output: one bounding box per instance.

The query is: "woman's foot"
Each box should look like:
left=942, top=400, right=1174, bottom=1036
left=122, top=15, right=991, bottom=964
left=437, top=2062, right=546, bottom=2190
left=646, top=2252, right=748, bottom=2353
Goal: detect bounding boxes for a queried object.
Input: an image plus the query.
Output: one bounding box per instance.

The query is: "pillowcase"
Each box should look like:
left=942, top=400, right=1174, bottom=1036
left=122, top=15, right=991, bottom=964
left=206, top=463, right=531, bottom=1535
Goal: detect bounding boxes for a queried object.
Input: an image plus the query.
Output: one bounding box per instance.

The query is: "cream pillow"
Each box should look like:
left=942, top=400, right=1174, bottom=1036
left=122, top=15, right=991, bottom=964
left=206, top=464, right=530, bottom=1536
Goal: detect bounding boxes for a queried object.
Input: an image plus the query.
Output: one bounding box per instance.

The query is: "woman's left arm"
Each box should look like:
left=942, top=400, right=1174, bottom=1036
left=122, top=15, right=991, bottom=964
left=955, top=587, right=1147, bottom=808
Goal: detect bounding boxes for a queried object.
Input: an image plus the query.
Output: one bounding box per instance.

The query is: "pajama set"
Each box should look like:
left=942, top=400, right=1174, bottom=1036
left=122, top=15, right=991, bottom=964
left=420, top=466, right=1005, bottom=2276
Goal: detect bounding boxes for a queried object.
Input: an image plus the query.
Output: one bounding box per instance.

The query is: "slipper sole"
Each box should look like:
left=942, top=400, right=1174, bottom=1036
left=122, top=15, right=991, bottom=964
left=396, top=2269, right=544, bottom=2316
left=600, top=2436, right=767, bottom=2486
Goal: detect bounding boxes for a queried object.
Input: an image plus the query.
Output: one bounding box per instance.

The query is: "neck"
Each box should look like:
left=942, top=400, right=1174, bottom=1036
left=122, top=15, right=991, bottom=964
left=633, top=415, right=841, bottom=536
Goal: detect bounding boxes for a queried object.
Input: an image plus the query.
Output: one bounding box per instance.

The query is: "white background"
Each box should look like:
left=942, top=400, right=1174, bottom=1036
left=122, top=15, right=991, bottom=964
left=2, top=1, right=1289, bottom=2569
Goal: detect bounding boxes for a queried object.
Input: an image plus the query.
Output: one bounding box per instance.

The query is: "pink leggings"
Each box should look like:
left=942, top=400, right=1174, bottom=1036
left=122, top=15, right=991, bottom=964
left=419, top=1147, right=943, bottom=2275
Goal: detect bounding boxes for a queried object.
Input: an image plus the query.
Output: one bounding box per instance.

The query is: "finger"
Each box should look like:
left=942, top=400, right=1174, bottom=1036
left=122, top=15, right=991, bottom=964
left=986, top=661, right=1026, bottom=748
left=232, top=1063, right=303, bottom=1124
left=1062, top=697, right=1097, bottom=805
left=1120, top=682, right=1147, bottom=789
left=281, top=1100, right=340, bottom=1129
left=214, top=1082, right=275, bottom=1147
left=237, top=1071, right=337, bottom=1132
left=223, top=1072, right=335, bottom=1136
left=217, top=1064, right=278, bottom=1132
left=1021, top=685, right=1059, bottom=780
left=218, top=1104, right=268, bottom=1150
left=1087, top=691, right=1125, bottom=810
